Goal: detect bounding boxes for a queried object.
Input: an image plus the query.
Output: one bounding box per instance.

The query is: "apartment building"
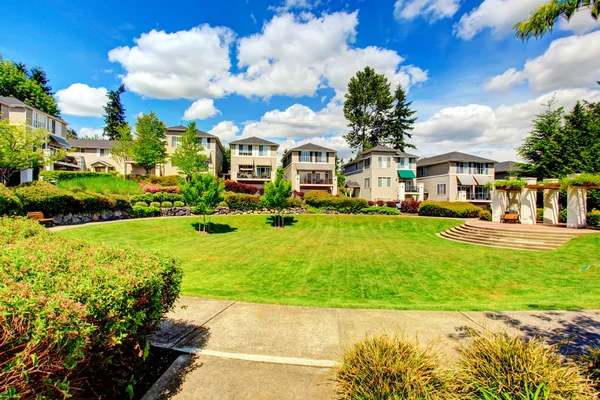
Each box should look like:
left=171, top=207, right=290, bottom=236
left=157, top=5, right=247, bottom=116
left=282, top=143, right=338, bottom=195
left=229, top=137, right=279, bottom=189
left=0, top=96, right=75, bottom=185
left=164, top=125, right=225, bottom=177
left=416, top=151, right=496, bottom=206
left=67, top=139, right=123, bottom=173
left=343, top=145, right=421, bottom=202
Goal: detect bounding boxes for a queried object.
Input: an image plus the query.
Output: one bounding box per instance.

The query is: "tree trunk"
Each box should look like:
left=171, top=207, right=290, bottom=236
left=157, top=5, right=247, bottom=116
left=203, top=213, right=207, bottom=233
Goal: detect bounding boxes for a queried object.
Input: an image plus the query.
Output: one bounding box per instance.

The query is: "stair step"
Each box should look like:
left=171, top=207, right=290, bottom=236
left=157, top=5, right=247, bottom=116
left=451, top=226, right=570, bottom=244
left=446, top=229, right=562, bottom=247
left=439, top=232, right=555, bottom=251
left=463, top=222, right=577, bottom=238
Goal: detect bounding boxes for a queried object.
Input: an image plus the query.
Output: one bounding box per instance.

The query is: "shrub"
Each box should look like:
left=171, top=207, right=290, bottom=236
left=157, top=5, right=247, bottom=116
left=418, top=201, right=481, bottom=218
left=385, top=201, right=397, bottom=208
left=57, top=175, right=143, bottom=196
left=578, top=348, right=599, bottom=392
left=110, top=194, right=131, bottom=211
left=161, top=201, right=173, bottom=208
left=458, top=332, right=595, bottom=399
left=131, top=205, right=160, bottom=218
left=224, top=180, right=258, bottom=195
left=559, top=209, right=568, bottom=223
left=0, top=184, right=22, bottom=216
left=537, top=207, right=544, bottom=223
left=336, top=334, right=453, bottom=400
left=127, top=174, right=183, bottom=187
left=39, top=170, right=114, bottom=181
left=293, top=190, right=305, bottom=198
left=368, top=200, right=375, bottom=206
left=360, top=206, right=400, bottom=215
left=173, top=201, right=185, bottom=207
left=0, top=217, right=182, bottom=398
left=140, top=182, right=182, bottom=194
left=479, top=209, right=492, bottom=221
left=224, top=192, right=262, bottom=211
left=130, top=192, right=183, bottom=204
left=134, top=201, right=148, bottom=208
left=401, top=200, right=421, bottom=214
left=376, top=200, right=385, bottom=207
left=304, top=191, right=368, bottom=213
left=287, top=197, right=303, bottom=208
left=149, top=201, right=161, bottom=208
left=587, top=209, right=600, bottom=227
left=74, top=191, right=115, bottom=213
left=13, top=181, right=78, bottom=216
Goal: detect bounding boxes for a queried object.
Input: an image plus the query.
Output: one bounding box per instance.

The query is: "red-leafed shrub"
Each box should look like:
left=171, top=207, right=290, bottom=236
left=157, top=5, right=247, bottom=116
left=140, top=182, right=182, bottom=194
left=304, top=191, right=368, bottom=213
left=224, top=180, right=259, bottom=195
left=293, top=190, right=305, bottom=198
left=224, top=192, right=263, bottom=210
left=368, top=201, right=375, bottom=206
left=401, top=200, right=421, bottom=214
left=386, top=201, right=397, bottom=208
left=376, top=200, right=385, bottom=207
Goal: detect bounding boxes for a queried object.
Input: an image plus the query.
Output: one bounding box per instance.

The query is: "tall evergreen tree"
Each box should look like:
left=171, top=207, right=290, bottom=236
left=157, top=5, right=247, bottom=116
left=170, top=121, right=209, bottom=181
left=343, top=67, right=395, bottom=153
left=29, top=66, right=52, bottom=95
left=384, top=84, right=417, bottom=151
left=103, top=84, right=127, bottom=140
left=132, top=112, right=167, bottom=174
left=65, top=128, right=78, bottom=139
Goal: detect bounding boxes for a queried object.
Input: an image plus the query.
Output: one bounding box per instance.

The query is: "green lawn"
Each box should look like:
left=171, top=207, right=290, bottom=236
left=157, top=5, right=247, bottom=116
left=57, top=215, right=600, bottom=311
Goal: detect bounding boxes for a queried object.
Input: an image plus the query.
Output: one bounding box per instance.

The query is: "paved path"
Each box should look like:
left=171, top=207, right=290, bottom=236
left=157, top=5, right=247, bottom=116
left=146, top=296, right=600, bottom=400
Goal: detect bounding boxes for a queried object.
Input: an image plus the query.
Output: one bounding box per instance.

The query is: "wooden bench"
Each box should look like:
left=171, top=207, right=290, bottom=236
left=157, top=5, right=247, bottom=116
left=28, top=211, right=54, bottom=227
left=502, top=211, right=520, bottom=224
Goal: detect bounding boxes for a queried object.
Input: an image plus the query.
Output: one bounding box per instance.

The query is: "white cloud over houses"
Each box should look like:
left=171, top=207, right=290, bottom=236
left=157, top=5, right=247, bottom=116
left=78, top=127, right=104, bottom=139
left=393, top=0, right=461, bottom=23
left=208, top=120, right=240, bottom=145
left=485, top=31, right=600, bottom=92
left=55, top=84, right=108, bottom=117
left=182, top=99, right=220, bottom=120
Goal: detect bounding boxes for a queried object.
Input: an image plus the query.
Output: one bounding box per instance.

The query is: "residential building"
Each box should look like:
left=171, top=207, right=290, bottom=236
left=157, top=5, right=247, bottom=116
left=230, top=137, right=279, bottom=189
left=343, top=145, right=421, bottom=202
left=416, top=151, right=496, bottom=206
left=495, top=161, right=520, bottom=180
left=164, top=125, right=225, bottom=177
left=282, top=143, right=338, bottom=195
left=67, top=139, right=121, bottom=173
left=0, top=96, right=76, bottom=185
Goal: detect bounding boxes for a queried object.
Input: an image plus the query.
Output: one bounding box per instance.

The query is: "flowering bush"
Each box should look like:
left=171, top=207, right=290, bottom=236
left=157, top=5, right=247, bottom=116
left=224, top=180, right=259, bottom=195
left=368, top=201, right=375, bottom=206
left=400, top=200, right=421, bottom=214
left=0, top=217, right=181, bottom=398
left=140, top=182, right=182, bottom=194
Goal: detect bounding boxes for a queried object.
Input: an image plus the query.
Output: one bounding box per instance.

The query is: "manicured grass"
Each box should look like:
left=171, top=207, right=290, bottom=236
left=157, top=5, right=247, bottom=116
left=57, top=215, right=600, bottom=311
left=57, top=176, right=143, bottom=195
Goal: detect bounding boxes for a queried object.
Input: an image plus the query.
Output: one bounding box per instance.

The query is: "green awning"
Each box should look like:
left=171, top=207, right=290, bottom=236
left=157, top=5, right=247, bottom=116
left=397, top=170, right=416, bottom=179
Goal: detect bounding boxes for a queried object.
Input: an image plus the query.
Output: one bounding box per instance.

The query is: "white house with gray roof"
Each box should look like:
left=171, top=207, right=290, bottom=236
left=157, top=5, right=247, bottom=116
left=282, top=143, right=337, bottom=195
left=416, top=151, right=496, bottom=206
left=230, top=136, right=279, bottom=189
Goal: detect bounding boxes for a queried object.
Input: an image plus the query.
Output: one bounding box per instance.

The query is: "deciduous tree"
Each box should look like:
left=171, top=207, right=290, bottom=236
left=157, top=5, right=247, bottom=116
left=263, top=167, right=292, bottom=227
left=182, top=174, right=224, bottom=233
left=170, top=121, right=208, bottom=181
left=103, top=84, right=127, bottom=140
left=111, top=123, right=134, bottom=178
left=133, top=112, right=167, bottom=174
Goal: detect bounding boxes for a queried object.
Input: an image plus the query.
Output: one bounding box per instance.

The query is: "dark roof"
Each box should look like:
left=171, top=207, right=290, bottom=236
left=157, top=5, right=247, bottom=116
left=345, top=181, right=360, bottom=188
left=229, top=136, right=279, bottom=146
left=289, top=142, right=336, bottom=152
left=166, top=125, right=216, bottom=137
left=416, top=151, right=497, bottom=167
left=495, top=161, right=520, bottom=173
left=50, top=135, right=71, bottom=149
left=0, top=96, right=27, bottom=107
left=342, top=145, right=419, bottom=168
left=68, top=139, right=115, bottom=149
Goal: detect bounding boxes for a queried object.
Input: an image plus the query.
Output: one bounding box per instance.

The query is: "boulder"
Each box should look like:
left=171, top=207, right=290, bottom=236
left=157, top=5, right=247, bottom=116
left=53, top=215, right=63, bottom=224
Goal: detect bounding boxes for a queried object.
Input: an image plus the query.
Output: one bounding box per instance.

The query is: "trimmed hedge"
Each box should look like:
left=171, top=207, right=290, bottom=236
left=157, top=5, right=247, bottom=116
left=130, top=192, right=184, bottom=204
left=131, top=205, right=160, bottom=218
left=39, top=170, right=115, bottom=181
left=161, top=201, right=173, bottom=208
left=287, top=197, right=303, bottom=208
left=0, top=184, right=22, bottom=216
left=224, top=180, right=259, bottom=195
left=400, top=200, right=421, bottom=214
left=418, top=201, right=481, bottom=218
left=174, top=201, right=185, bottom=207
left=13, top=181, right=78, bottom=216
left=149, top=201, right=161, bottom=208
left=304, top=191, right=368, bottom=213
left=360, top=206, right=400, bottom=215
left=479, top=209, right=492, bottom=221
left=0, top=217, right=182, bottom=398
left=224, top=192, right=263, bottom=210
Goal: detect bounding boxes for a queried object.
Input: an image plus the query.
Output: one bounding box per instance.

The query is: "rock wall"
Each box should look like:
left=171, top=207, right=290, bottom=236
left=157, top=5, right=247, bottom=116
left=213, top=206, right=307, bottom=215
left=160, top=207, right=194, bottom=217
left=53, top=210, right=132, bottom=225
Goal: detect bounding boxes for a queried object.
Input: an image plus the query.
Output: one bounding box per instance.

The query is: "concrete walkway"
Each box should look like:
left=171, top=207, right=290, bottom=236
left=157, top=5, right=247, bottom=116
left=146, top=296, right=600, bottom=399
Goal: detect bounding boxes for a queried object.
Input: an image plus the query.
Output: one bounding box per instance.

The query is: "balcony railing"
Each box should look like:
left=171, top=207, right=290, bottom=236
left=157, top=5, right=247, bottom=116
left=238, top=172, right=271, bottom=179
left=457, top=192, right=491, bottom=201
left=300, top=177, right=333, bottom=185
left=405, top=185, right=419, bottom=193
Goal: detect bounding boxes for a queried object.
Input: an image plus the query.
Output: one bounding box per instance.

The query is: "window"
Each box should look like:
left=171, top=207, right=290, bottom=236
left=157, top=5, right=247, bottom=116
left=258, top=145, right=268, bottom=156
left=51, top=120, right=56, bottom=134
left=457, top=162, right=468, bottom=174
left=239, top=145, right=252, bottom=156
left=419, top=167, right=427, bottom=176
left=364, top=158, right=371, bottom=169
left=300, top=151, right=311, bottom=162
left=171, top=136, right=179, bottom=148
left=397, top=157, right=409, bottom=169
left=316, top=152, right=326, bottom=163
left=364, top=178, right=370, bottom=189
left=32, top=113, right=47, bottom=129
left=437, top=184, right=447, bottom=195
left=378, top=156, right=391, bottom=168
left=78, top=148, right=86, bottom=154
left=256, top=166, right=271, bottom=177
left=377, top=177, right=392, bottom=188
left=98, top=148, right=109, bottom=157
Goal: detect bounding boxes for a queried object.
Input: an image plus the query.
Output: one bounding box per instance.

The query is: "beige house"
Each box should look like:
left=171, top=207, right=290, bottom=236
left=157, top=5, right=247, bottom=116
left=230, top=137, right=279, bottom=190
left=282, top=143, right=337, bottom=195
left=164, top=125, right=225, bottom=177
left=343, top=145, right=421, bottom=202
left=0, top=96, right=76, bottom=185
left=416, top=151, right=496, bottom=207
left=67, top=139, right=124, bottom=173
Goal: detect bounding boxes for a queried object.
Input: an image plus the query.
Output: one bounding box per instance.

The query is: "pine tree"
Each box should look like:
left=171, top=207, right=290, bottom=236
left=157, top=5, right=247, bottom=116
left=384, top=85, right=417, bottom=152
left=170, top=121, right=209, bottom=181
left=132, top=112, right=167, bottom=174
left=29, top=66, right=52, bottom=95
left=103, top=84, right=127, bottom=140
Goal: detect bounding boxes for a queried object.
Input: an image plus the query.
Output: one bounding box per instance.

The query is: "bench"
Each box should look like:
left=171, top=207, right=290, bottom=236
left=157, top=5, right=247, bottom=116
left=27, top=211, right=54, bottom=227
left=501, top=211, right=520, bottom=224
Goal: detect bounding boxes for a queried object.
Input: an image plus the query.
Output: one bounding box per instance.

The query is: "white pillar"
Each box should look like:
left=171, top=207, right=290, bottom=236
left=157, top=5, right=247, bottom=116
left=417, top=184, right=424, bottom=202
left=294, top=175, right=300, bottom=192
left=332, top=176, right=338, bottom=196
left=520, top=178, right=537, bottom=225
left=491, top=189, right=505, bottom=223
left=543, top=189, right=559, bottom=225
left=398, top=182, right=406, bottom=202
left=567, top=186, right=587, bottom=228
left=232, top=171, right=238, bottom=182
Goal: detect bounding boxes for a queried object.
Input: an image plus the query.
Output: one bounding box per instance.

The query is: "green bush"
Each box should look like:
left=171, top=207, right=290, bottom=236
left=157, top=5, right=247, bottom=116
left=131, top=205, right=160, bottom=218
left=479, top=209, right=492, bottom=221
left=149, top=201, right=161, bottom=208
left=587, top=209, right=600, bottom=227
left=161, top=201, right=173, bottom=208
left=360, top=206, right=400, bottom=215
left=0, top=184, right=22, bottom=216
left=304, top=191, right=368, bottom=213
left=134, top=201, right=148, bottom=208
left=130, top=192, right=184, bottom=204
left=537, top=207, right=544, bottom=223
left=57, top=175, right=143, bottom=196
left=458, top=332, right=595, bottom=399
left=418, top=201, right=481, bottom=218
left=110, top=194, right=131, bottom=211
left=559, top=209, right=568, bottom=223
left=173, top=201, right=185, bottom=207
left=224, top=192, right=262, bottom=210
left=39, top=170, right=114, bottom=181
left=336, top=334, right=453, bottom=399
left=287, top=197, right=303, bottom=208
left=73, top=191, right=114, bottom=213
left=0, top=217, right=182, bottom=398
left=13, top=181, right=78, bottom=216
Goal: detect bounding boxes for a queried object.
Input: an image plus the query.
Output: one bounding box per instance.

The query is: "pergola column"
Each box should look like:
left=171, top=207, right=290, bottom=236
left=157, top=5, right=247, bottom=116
left=567, top=186, right=587, bottom=228
left=543, top=189, right=560, bottom=225
left=520, top=178, right=537, bottom=225
left=491, top=189, right=506, bottom=223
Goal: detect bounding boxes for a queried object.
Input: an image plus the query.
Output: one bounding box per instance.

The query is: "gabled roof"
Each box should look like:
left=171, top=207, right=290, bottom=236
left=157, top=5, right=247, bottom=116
left=495, top=161, right=520, bottom=173
left=68, top=139, right=115, bottom=149
left=342, top=145, right=419, bottom=168
left=289, top=143, right=336, bottom=153
left=166, top=125, right=216, bottom=137
left=0, top=96, right=68, bottom=123
left=416, top=151, right=497, bottom=167
left=229, top=136, right=279, bottom=146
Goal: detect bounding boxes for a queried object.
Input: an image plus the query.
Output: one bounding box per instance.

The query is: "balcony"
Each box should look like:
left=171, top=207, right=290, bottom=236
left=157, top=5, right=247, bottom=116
left=238, top=172, right=271, bottom=180
left=405, top=185, right=419, bottom=193
left=300, top=176, right=333, bottom=185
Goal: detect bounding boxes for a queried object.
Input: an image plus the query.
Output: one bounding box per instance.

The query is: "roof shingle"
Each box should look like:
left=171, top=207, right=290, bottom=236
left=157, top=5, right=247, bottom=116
left=67, top=139, right=115, bottom=149
left=416, top=151, right=497, bottom=167
left=229, top=136, right=279, bottom=146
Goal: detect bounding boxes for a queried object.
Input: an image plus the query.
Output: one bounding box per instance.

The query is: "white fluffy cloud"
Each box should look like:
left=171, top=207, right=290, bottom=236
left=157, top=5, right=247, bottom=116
left=108, top=25, right=234, bottom=99
left=394, top=0, right=461, bottom=22
left=55, top=84, right=108, bottom=117
left=486, top=31, right=600, bottom=92
left=182, top=99, right=220, bottom=120
left=208, top=120, right=240, bottom=145
left=269, top=0, right=319, bottom=13
left=558, top=10, right=600, bottom=35
left=78, top=127, right=104, bottom=139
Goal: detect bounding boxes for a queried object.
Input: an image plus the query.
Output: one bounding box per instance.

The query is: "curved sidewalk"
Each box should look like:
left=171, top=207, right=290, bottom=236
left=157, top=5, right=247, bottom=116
left=147, top=296, right=600, bottom=399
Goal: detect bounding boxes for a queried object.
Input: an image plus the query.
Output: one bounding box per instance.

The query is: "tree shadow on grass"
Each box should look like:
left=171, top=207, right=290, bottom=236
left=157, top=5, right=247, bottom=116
left=190, top=222, right=237, bottom=234
left=265, top=215, right=298, bottom=227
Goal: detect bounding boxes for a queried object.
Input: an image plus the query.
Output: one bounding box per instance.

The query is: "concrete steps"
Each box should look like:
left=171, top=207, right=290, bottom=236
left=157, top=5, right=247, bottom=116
left=439, top=223, right=579, bottom=251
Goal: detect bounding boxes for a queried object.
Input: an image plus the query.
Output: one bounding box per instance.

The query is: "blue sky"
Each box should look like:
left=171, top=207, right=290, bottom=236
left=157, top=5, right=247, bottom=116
left=1, top=0, right=599, bottom=161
